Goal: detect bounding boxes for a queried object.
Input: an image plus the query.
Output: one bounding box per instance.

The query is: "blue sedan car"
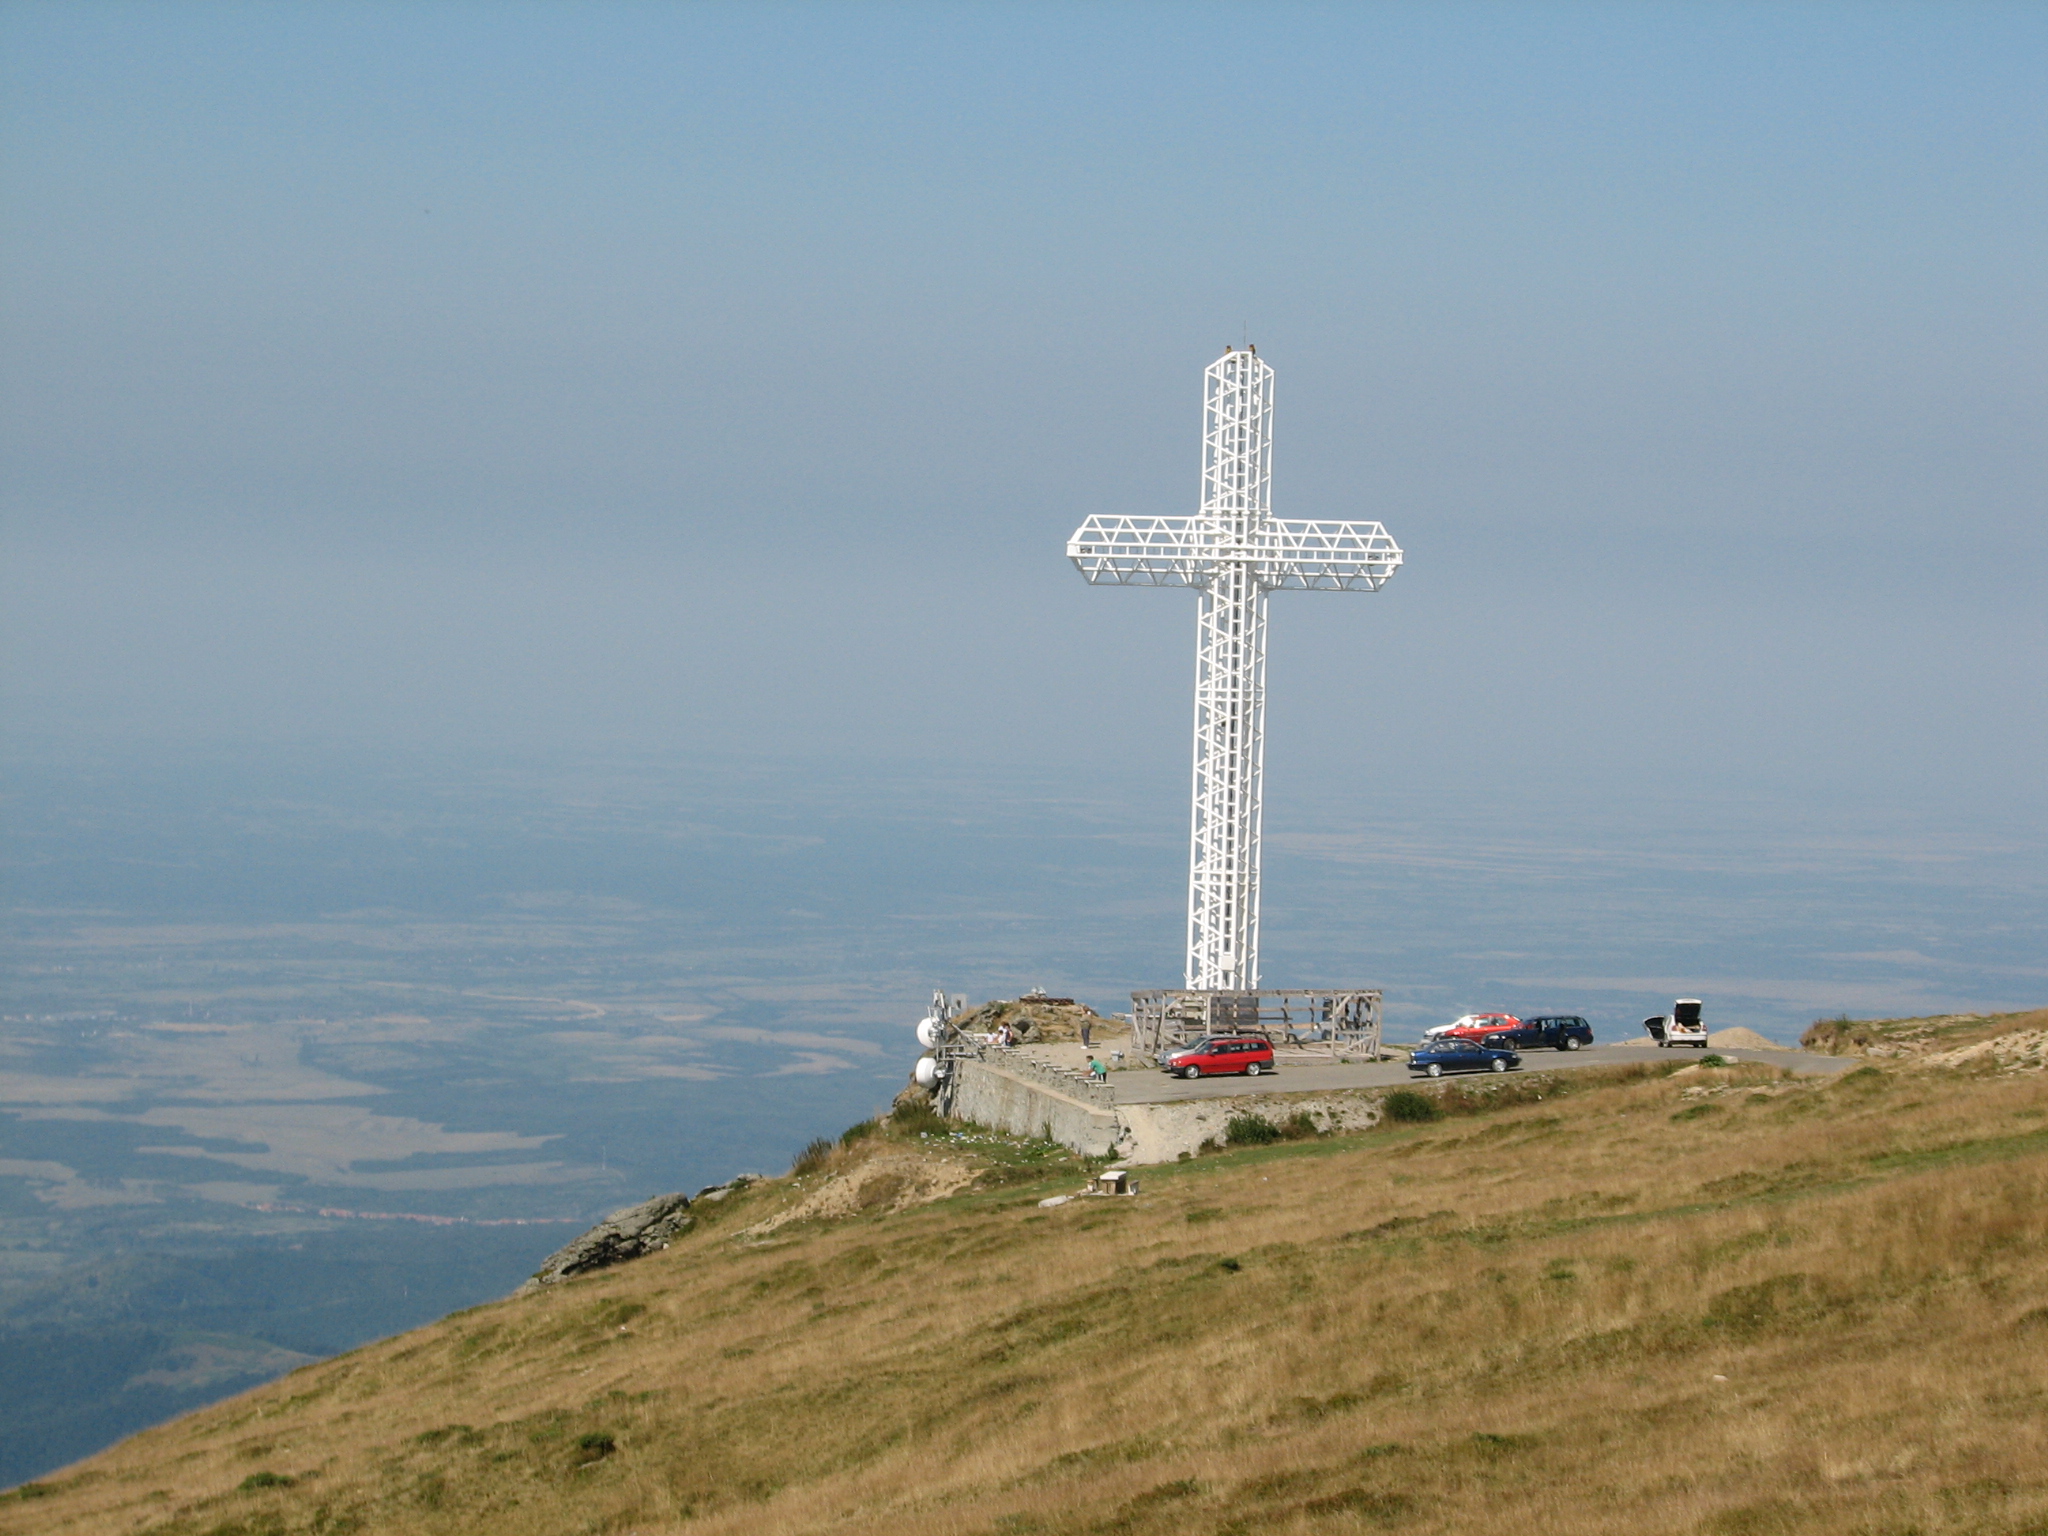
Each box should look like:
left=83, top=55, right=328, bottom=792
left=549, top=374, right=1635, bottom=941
left=1407, top=1038, right=1522, bottom=1077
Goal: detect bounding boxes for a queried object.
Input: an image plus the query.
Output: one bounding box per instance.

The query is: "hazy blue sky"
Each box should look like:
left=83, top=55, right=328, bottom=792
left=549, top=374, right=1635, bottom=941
left=4, top=1, right=2044, bottom=813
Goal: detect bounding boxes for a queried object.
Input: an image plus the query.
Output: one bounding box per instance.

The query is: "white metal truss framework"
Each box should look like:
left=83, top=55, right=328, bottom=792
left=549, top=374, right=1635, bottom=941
left=1068, top=350, right=1403, bottom=991
left=1130, top=988, right=1383, bottom=1058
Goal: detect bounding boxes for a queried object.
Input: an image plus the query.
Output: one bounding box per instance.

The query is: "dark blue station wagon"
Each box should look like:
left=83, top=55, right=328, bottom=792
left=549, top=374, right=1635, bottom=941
left=1407, top=1038, right=1522, bottom=1077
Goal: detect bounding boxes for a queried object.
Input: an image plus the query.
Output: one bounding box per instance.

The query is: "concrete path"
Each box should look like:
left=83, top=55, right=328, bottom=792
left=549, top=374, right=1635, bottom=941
left=1111, top=1041, right=1857, bottom=1105
left=1021, top=1037, right=1134, bottom=1070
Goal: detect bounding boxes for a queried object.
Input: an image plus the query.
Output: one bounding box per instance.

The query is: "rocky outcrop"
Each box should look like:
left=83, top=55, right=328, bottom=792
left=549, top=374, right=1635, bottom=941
left=1801, top=1009, right=2048, bottom=1069
left=691, top=1175, right=758, bottom=1203
left=1922, top=1024, right=2048, bottom=1074
left=518, top=1191, right=697, bottom=1292
left=949, top=998, right=1116, bottom=1045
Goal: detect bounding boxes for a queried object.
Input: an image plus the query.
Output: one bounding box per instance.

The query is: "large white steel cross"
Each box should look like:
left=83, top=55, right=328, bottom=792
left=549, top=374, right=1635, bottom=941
left=1068, top=349, right=1403, bottom=992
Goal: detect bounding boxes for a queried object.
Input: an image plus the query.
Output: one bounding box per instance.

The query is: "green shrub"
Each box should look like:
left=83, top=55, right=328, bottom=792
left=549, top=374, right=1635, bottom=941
left=1128, top=1479, right=1201, bottom=1507
left=1800, top=1012, right=1861, bottom=1052
left=1290, top=1391, right=1367, bottom=1420
left=1471, top=1431, right=1535, bottom=1452
left=1381, top=1090, right=1441, bottom=1124
left=891, top=1099, right=948, bottom=1136
left=1702, top=1274, right=1817, bottom=1340
left=591, top=1299, right=645, bottom=1330
left=412, top=1424, right=480, bottom=1448
left=1223, top=1110, right=1323, bottom=1144
left=1700, top=1053, right=1729, bottom=1068
left=790, top=1137, right=834, bottom=1176
left=575, top=1431, right=617, bottom=1463
left=239, top=1472, right=295, bottom=1492
left=838, top=1119, right=879, bottom=1147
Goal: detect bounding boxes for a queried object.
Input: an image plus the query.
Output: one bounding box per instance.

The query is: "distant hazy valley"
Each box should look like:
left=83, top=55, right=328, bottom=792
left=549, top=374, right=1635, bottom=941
left=3, top=749, right=2043, bottom=1484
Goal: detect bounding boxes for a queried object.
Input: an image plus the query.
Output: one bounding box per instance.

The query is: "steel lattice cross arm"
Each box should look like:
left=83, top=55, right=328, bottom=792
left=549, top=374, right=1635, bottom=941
left=1067, top=515, right=1403, bottom=590
left=1065, top=348, right=1404, bottom=993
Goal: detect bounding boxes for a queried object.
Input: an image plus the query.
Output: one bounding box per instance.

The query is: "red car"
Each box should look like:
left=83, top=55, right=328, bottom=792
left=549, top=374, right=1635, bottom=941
left=1159, top=1035, right=1276, bottom=1079
left=1442, top=1013, right=1521, bottom=1043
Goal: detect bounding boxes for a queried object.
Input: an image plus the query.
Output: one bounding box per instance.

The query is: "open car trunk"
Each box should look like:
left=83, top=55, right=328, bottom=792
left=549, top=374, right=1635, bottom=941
left=1648, top=1001, right=1708, bottom=1047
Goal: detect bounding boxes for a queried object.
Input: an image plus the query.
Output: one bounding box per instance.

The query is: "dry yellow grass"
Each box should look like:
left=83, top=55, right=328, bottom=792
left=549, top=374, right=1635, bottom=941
left=7, top=1048, right=2048, bottom=1536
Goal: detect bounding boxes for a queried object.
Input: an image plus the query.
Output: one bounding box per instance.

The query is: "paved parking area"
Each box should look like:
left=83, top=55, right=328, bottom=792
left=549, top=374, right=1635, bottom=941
left=1111, top=1041, right=1856, bottom=1105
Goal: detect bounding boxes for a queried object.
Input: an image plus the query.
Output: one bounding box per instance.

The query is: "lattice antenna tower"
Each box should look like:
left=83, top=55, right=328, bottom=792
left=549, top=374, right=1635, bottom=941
left=1068, top=348, right=1403, bottom=991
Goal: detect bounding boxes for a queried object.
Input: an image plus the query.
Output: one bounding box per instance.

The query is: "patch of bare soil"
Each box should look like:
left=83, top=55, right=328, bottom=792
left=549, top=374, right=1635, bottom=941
left=1707, top=1027, right=1783, bottom=1050
left=740, top=1151, right=975, bottom=1236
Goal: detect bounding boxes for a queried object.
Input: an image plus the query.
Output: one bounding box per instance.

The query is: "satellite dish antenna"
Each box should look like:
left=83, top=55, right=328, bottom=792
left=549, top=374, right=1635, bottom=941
left=916, top=1016, right=944, bottom=1049
left=913, top=1056, right=939, bottom=1088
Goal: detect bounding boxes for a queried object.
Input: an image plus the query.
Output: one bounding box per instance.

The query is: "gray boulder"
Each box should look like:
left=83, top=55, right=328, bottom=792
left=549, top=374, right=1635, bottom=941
left=693, top=1174, right=759, bottom=1202
left=519, top=1191, right=695, bottom=1292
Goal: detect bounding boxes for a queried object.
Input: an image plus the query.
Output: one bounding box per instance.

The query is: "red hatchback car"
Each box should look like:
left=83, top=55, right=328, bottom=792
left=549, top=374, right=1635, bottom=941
left=1444, top=1012, right=1521, bottom=1043
left=1159, top=1035, right=1276, bottom=1079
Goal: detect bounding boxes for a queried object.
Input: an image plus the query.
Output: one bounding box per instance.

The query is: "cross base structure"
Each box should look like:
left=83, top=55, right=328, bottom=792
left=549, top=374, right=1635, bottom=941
left=1131, top=987, right=1383, bottom=1059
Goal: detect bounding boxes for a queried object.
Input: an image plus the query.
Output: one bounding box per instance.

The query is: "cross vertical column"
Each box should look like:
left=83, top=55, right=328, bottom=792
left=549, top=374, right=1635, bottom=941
left=1187, top=349, right=1273, bottom=991
left=1188, top=572, right=1267, bottom=990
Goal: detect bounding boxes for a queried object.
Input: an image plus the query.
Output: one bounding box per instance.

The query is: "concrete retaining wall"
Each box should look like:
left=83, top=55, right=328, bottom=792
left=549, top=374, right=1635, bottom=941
left=1113, top=1091, right=1388, bottom=1164
left=949, top=1061, right=1393, bottom=1166
left=949, top=1059, right=1122, bottom=1157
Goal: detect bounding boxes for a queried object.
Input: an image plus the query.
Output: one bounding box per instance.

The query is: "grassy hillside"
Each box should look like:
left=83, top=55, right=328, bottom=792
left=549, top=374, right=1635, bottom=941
left=8, top=1034, right=2048, bottom=1536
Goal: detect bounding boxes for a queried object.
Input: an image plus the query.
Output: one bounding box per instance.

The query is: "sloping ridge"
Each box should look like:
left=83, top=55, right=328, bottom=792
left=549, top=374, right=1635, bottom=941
left=8, top=1020, right=2048, bottom=1536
